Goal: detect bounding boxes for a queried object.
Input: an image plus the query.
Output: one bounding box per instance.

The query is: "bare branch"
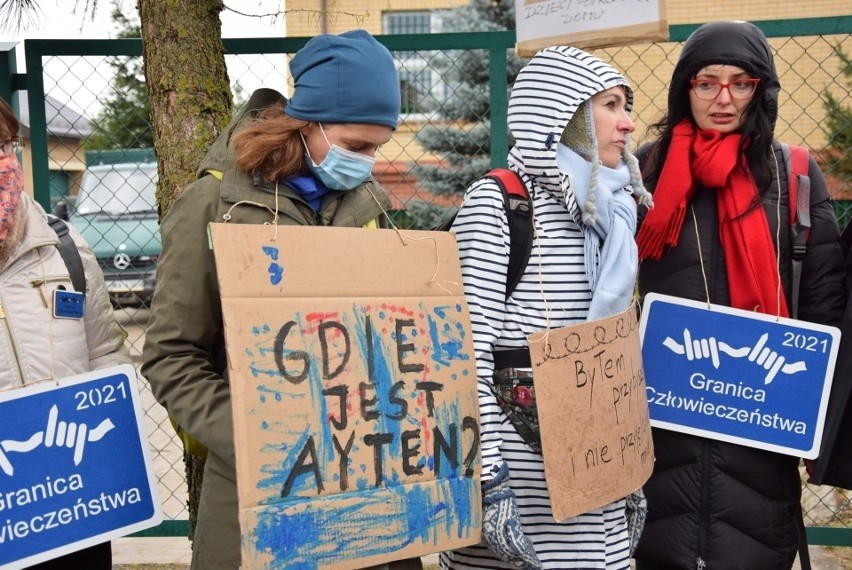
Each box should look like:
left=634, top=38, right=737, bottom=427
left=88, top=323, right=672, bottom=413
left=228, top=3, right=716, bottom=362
left=0, top=0, right=44, bottom=33
left=221, top=4, right=282, bottom=20
left=76, top=0, right=99, bottom=21
left=220, top=2, right=371, bottom=30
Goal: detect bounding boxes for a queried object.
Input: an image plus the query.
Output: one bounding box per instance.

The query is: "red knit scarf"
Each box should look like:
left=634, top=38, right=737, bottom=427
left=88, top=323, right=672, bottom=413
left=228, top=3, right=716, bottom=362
left=636, top=120, right=789, bottom=317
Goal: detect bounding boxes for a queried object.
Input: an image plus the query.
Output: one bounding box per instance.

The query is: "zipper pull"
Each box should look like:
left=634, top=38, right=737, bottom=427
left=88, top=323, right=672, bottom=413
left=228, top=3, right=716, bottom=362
left=31, top=281, right=49, bottom=308
left=697, top=557, right=706, bottom=570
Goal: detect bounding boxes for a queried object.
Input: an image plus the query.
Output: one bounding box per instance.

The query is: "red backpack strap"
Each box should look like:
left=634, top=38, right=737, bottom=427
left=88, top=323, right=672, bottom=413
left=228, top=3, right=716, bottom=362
left=485, top=168, right=533, bottom=303
left=487, top=168, right=537, bottom=370
left=785, top=144, right=811, bottom=232
left=782, top=143, right=811, bottom=319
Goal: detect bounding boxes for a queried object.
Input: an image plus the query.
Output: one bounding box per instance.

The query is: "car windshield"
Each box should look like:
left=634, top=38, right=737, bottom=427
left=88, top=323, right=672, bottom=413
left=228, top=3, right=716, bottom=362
left=75, top=165, right=157, bottom=215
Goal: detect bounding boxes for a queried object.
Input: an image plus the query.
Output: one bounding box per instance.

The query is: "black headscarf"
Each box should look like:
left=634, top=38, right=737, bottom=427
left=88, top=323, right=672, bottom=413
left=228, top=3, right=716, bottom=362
left=669, top=21, right=781, bottom=129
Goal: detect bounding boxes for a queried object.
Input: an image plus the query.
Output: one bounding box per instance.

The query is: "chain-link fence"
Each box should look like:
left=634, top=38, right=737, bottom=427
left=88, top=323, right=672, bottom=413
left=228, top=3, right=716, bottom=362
left=2, top=17, right=850, bottom=542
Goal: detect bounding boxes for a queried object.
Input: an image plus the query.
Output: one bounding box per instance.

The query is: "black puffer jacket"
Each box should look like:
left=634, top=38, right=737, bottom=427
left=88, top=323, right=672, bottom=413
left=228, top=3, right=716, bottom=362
left=634, top=142, right=846, bottom=570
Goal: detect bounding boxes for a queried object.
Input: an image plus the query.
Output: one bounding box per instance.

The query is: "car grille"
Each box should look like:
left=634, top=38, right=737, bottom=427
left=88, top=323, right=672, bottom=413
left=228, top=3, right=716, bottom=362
left=98, top=256, right=157, bottom=274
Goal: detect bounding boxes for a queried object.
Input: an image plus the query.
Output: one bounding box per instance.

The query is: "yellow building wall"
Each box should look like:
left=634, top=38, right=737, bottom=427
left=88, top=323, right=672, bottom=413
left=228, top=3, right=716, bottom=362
left=628, top=2, right=852, bottom=151
left=597, top=36, right=852, bottom=150
left=282, top=1, right=850, bottom=187
left=666, top=0, right=849, bottom=23
left=285, top=0, right=467, bottom=36
left=47, top=139, right=86, bottom=197
left=20, top=137, right=85, bottom=201
left=284, top=0, right=850, bottom=33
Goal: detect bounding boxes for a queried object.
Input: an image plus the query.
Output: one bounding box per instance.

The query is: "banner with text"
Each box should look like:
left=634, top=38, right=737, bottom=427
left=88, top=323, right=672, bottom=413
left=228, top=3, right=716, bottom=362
left=514, top=0, right=668, bottom=56
left=210, top=224, right=482, bottom=570
left=529, top=303, right=653, bottom=521
left=640, top=294, right=841, bottom=458
left=0, top=365, right=162, bottom=570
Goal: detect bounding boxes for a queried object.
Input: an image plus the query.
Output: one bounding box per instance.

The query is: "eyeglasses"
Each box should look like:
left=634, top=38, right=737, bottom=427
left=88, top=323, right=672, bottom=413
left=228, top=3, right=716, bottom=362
left=690, top=78, right=761, bottom=100
left=0, top=137, right=21, bottom=155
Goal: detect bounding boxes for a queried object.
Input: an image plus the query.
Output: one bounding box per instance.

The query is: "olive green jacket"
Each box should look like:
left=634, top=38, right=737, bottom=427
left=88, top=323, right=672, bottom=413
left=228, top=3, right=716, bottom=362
left=141, top=88, right=391, bottom=470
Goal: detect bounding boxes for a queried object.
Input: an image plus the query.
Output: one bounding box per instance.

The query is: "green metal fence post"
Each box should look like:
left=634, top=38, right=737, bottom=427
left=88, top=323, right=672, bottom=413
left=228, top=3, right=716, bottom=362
left=0, top=43, right=18, bottom=107
left=489, top=43, right=509, bottom=169
left=23, top=40, right=50, bottom=210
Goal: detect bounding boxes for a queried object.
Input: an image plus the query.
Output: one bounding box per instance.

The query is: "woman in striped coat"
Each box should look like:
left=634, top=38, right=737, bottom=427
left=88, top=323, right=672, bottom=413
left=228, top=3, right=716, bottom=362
left=440, top=46, right=652, bottom=569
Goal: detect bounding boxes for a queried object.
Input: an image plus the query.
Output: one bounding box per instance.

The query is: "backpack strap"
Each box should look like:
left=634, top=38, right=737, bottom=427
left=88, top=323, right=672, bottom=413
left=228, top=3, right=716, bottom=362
left=47, top=215, right=87, bottom=297
left=781, top=143, right=811, bottom=319
left=485, top=168, right=535, bottom=371
left=485, top=168, right=533, bottom=301
left=434, top=168, right=534, bottom=370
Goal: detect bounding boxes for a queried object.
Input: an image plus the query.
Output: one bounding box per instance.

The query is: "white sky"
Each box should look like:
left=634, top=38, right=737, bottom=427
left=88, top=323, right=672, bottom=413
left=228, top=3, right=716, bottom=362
left=5, top=0, right=287, bottom=119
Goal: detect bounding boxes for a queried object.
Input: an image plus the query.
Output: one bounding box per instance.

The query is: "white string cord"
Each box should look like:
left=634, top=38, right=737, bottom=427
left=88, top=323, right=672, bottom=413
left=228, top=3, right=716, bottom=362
left=691, top=205, right=712, bottom=309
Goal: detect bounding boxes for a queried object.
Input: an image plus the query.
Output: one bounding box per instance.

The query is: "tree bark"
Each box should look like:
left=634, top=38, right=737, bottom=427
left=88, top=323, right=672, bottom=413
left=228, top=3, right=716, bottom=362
left=138, top=0, right=232, bottom=540
left=139, top=0, right=232, bottom=216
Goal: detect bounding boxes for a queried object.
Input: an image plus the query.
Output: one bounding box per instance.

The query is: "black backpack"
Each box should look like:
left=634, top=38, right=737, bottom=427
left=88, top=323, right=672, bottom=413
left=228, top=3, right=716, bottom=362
left=435, top=168, right=534, bottom=301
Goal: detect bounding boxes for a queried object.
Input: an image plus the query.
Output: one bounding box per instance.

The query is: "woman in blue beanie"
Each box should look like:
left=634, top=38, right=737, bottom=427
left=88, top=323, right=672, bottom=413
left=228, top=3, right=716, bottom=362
left=143, top=30, right=422, bottom=570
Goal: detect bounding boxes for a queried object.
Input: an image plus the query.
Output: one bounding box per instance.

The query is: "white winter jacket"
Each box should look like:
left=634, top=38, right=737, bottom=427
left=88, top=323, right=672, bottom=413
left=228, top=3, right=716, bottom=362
left=0, top=194, right=130, bottom=391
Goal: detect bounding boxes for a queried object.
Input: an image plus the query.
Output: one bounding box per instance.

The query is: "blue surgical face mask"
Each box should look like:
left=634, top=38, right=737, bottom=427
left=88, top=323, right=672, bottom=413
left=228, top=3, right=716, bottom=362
left=301, top=124, right=376, bottom=190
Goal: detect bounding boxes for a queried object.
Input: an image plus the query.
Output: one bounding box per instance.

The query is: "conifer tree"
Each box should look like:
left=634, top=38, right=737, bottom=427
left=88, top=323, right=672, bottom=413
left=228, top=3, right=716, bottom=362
left=405, top=0, right=525, bottom=228
left=87, top=3, right=152, bottom=150
left=823, top=47, right=852, bottom=186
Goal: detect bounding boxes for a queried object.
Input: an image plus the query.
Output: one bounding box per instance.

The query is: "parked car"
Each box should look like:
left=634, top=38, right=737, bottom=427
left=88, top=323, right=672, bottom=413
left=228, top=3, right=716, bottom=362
left=67, top=162, right=160, bottom=307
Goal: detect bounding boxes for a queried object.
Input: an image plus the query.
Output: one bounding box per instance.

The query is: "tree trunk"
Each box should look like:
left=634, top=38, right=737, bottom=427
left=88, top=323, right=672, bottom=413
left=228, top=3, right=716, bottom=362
left=138, top=0, right=233, bottom=541
left=139, top=0, right=232, bottom=216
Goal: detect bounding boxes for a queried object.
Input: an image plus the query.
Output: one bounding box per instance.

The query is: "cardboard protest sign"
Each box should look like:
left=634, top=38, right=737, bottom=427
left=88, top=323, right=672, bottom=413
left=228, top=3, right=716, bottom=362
left=514, top=0, right=668, bottom=56
left=0, top=364, right=162, bottom=569
left=209, top=224, right=482, bottom=570
left=528, top=303, right=653, bottom=521
left=640, top=293, right=841, bottom=458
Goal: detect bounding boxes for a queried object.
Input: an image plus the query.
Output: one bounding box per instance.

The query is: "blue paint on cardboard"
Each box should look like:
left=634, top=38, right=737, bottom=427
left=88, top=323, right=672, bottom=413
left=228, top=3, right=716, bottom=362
left=239, top=299, right=480, bottom=566
left=262, top=246, right=284, bottom=285
left=256, top=431, right=314, bottom=498
left=251, top=479, right=478, bottom=568
left=268, top=262, right=284, bottom=285
left=351, top=308, right=403, bottom=467
left=252, top=324, right=272, bottom=335
left=262, top=246, right=280, bottom=261
left=427, top=307, right=470, bottom=368
left=249, top=364, right=281, bottom=379
left=299, top=314, right=334, bottom=465
left=433, top=401, right=464, bottom=479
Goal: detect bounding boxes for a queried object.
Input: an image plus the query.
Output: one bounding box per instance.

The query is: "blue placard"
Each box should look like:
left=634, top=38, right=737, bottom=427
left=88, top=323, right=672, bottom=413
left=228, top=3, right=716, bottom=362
left=0, top=364, right=162, bottom=569
left=639, top=294, right=840, bottom=458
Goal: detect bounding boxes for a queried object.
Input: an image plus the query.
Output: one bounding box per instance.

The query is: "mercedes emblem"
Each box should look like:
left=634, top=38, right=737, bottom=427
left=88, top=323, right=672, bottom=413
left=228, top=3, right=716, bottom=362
left=113, top=252, right=132, bottom=270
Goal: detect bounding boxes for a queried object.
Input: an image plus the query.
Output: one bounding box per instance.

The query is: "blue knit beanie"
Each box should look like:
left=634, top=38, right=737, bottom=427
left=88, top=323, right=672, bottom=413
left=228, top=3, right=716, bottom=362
left=285, top=30, right=401, bottom=129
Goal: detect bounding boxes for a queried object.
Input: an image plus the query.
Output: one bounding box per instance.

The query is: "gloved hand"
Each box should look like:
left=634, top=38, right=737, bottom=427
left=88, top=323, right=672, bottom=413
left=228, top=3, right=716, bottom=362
left=625, top=488, right=648, bottom=556
left=481, top=463, right=542, bottom=570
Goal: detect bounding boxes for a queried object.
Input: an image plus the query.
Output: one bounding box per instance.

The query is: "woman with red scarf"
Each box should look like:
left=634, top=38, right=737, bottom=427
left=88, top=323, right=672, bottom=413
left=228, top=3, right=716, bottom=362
left=633, top=21, right=846, bottom=570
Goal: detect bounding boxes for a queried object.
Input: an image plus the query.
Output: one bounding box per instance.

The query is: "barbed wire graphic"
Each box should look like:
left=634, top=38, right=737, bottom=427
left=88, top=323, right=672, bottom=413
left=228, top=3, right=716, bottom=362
left=662, top=330, right=807, bottom=385
left=0, top=405, right=115, bottom=476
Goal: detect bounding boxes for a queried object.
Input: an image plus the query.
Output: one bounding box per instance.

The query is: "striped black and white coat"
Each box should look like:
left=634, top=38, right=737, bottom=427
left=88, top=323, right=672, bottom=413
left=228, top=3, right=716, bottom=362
left=440, top=46, right=638, bottom=569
